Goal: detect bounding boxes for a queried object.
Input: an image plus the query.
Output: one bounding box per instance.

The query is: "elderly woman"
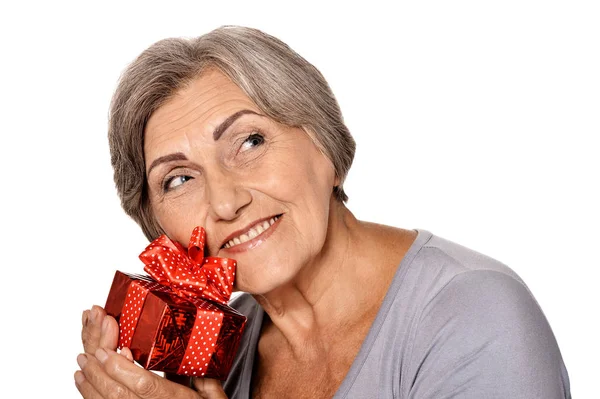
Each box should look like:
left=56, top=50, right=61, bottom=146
left=76, top=27, right=571, bottom=398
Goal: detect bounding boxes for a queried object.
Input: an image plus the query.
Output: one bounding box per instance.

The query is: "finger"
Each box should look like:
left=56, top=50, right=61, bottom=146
left=192, top=378, right=228, bottom=399
left=77, top=353, right=138, bottom=399
left=99, top=315, right=119, bottom=350
left=82, top=309, right=90, bottom=327
left=74, top=370, right=102, bottom=399
left=96, top=348, right=198, bottom=398
left=119, top=346, right=134, bottom=362
left=82, top=305, right=106, bottom=355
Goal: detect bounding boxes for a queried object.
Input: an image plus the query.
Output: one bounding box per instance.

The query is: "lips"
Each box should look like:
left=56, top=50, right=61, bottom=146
left=220, top=214, right=282, bottom=250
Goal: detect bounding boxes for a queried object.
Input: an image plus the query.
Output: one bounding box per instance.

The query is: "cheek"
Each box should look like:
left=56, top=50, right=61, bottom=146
left=151, top=198, right=209, bottom=244
left=256, top=158, right=301, bottom=195
left=256, top=152, right=334, bottom=254
left=255, top=147, right=334, bottom=204
left=234, top=216, right=328, bottom=294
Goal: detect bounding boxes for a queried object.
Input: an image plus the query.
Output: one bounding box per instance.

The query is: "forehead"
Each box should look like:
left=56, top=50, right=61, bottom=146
left=144, top=69, right=261, bottom=155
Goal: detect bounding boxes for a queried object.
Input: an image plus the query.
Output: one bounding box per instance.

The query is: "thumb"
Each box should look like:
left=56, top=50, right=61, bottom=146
left=192, top=377, right=228, bottom=399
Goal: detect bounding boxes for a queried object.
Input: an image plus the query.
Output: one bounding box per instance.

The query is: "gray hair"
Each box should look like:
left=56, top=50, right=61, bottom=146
left=108, top=26, right=356, bottom=241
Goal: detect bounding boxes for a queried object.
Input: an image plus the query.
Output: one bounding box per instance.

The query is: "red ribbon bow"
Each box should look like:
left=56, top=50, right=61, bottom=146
left=139, top=226, right=237, bottom=305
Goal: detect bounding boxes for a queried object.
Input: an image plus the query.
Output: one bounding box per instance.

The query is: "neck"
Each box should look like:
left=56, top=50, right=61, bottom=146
left=252, top=202, right=395, bottom=357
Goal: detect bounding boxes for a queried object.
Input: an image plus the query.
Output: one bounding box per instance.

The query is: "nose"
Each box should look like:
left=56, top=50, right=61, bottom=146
left=205, top=172, right=252, bottom=221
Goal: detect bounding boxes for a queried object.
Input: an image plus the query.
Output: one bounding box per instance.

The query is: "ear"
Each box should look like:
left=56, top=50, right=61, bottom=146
left=334, top=174, right=341, bottom=187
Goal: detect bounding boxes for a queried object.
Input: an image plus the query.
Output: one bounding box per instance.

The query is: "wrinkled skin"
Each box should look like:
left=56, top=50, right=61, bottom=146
left=77, top=305, right=227, bottom=398
left=76, top=67, right=338, bottom=398
left=76, top=67, right=379, bottom=398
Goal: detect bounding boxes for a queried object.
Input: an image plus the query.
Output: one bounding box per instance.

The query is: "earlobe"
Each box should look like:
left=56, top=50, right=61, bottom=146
left=334, top=174, right=341, bottom=187
left=332, top=174, right=342, bottom=197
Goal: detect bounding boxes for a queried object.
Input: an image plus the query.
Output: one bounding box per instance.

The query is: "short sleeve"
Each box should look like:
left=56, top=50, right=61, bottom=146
left=406, top=270, right=571, bottom=399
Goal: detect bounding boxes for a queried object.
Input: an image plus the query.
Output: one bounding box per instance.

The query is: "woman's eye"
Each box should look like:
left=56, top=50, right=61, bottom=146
left=240, top=133, right=265, bottom=152
left=163, top=175, right=193, bottom=192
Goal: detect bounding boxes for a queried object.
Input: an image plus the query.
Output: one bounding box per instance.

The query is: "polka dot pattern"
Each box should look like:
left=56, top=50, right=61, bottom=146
left=177, top=304, right=224, bottom=376
left=138, top=226, right=237, bottom=305
left=117, top=279, right=170, bottom=350
left=118, top=281, right=147, bottom=348
left=115, top=226, right=240, bottom=374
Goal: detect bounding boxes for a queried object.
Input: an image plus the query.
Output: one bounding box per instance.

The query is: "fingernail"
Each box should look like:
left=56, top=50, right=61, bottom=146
left=82, top=310, right=90, bottom=326
left=96, top=348, right=108, bottom=364
left=120, top=347, right=134, bottom=361
left=91, top=306, right=102, bottom=324
left=74, top=370, right=85, bottom=385
left=77, top=354, right=87, bottom=369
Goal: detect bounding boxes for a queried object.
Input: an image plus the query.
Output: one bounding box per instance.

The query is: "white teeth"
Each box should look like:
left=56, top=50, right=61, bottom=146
left=224, top=215, right=280, bottom=248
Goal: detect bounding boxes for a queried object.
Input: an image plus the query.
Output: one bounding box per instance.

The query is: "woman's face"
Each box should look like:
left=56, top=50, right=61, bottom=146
left=144, top=69, right=338, bottom=294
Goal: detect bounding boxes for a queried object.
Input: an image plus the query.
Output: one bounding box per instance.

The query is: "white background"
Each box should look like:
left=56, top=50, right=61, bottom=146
left=1, top=0, right=597, bottom=397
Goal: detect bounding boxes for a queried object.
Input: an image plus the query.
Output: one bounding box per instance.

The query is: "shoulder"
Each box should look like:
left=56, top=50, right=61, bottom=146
left=418, top=269, right=547, bottom=344
left=408, top=231, right=554, bottom=354
left=400, top=231, right=571, bottom=397
left=395, top=230, right=530, bottom=307
left=409, top=232, right=556, bottom=332
left=414, top=230, right=524, bottom=282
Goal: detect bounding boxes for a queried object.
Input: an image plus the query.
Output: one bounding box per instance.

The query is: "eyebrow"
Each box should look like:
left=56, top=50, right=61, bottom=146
left=147, top=152, right=188, bottom=176
left=146, top=109, right=260, bottom=176
left=213, top=109, right=260, bottom=140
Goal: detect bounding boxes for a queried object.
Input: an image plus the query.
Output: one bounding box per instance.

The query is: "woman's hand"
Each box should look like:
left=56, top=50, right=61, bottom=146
left=81, top=305, right=117, bottom=356
left=77, top=305, right=227, bottom=398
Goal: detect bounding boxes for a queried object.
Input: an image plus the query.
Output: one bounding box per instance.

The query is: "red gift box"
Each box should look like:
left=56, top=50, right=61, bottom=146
left=104, top=227, right=247, bottom=380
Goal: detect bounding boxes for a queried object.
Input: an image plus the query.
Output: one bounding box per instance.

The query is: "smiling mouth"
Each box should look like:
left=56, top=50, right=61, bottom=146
left=221, top=214, right=282, bottom=249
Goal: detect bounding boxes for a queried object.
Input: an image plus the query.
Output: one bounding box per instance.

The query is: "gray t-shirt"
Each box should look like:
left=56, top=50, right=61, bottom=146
left=223, top=229, right=571, bottom=398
